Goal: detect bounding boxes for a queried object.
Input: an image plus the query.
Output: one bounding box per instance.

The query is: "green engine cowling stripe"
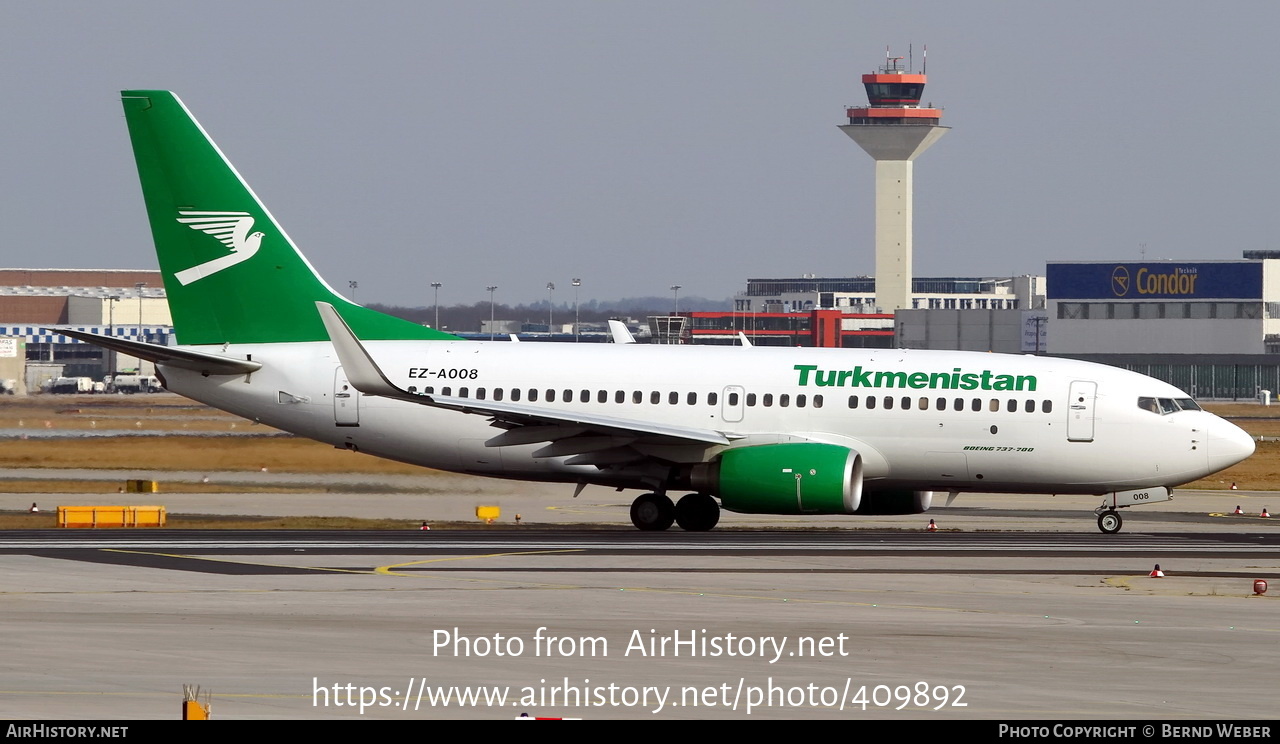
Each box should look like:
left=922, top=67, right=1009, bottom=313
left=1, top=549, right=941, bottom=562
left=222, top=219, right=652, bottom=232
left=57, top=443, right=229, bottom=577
left=716, top=443, right=861, bottom=515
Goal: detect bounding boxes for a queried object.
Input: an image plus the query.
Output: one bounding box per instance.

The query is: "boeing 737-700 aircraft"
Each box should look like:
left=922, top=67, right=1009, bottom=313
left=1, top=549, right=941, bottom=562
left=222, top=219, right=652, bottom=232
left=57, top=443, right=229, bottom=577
left=61, top=91, right=1256, bottom=533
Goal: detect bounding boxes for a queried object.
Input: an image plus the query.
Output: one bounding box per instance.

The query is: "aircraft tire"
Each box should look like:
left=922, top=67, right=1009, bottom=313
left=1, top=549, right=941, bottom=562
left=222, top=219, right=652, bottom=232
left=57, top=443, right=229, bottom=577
left=630, top=493, right=675, bottom=531
left=675, top=493, right=720, bottom=532
left=1097, top=510, right=1122, bottom=534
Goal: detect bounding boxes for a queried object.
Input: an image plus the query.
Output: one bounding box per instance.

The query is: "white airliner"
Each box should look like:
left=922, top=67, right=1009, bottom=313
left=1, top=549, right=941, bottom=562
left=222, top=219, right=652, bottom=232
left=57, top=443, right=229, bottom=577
left=61, top=91, right=1256, bottom=534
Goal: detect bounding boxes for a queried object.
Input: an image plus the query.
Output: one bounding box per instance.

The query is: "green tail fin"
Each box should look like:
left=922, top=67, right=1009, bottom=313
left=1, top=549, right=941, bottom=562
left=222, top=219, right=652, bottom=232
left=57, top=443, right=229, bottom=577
left=121, top=90, right=456, bottom=345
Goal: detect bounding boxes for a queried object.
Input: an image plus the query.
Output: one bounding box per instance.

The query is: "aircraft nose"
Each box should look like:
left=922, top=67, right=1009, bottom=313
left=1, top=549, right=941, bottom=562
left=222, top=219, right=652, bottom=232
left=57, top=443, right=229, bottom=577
left=1205, top=417, right=1256, bottom=473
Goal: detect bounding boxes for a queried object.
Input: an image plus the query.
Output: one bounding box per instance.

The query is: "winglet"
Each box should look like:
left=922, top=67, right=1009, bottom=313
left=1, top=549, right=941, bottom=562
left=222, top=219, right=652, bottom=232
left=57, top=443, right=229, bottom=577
left=316, top=302, right=414, bottom=401
left=737, top=332, right=752, bottom=347
left=608, top=320, right=636, bottom=344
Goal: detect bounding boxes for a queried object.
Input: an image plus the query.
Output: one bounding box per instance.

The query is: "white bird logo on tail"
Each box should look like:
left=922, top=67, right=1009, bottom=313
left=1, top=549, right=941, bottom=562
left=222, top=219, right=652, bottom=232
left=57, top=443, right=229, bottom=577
left=173, top=210, right=265, bottom=285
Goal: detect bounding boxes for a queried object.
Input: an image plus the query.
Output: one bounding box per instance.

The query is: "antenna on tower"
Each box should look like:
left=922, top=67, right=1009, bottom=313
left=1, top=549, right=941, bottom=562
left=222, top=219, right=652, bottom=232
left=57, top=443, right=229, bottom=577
left=909, top=44, right=913, bottom=73
left=1140, top=242, right=1148, bottom=260
left=923, top=45, right=928, bottom=74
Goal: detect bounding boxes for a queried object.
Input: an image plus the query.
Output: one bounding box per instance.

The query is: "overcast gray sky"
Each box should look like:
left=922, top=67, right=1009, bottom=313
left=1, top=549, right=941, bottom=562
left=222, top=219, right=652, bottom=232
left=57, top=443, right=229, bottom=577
left=3, top=1, right=1278, bottom=306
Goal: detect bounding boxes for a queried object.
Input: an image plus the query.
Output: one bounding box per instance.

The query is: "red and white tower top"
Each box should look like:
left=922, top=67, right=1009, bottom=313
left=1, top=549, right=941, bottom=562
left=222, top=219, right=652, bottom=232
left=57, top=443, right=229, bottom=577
left=846, top=47, right=942, bottom=125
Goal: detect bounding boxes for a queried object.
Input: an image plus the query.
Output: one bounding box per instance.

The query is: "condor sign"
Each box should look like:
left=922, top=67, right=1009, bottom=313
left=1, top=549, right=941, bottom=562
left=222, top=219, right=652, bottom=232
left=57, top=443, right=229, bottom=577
left=1047, top=262, right=1263, bottom=300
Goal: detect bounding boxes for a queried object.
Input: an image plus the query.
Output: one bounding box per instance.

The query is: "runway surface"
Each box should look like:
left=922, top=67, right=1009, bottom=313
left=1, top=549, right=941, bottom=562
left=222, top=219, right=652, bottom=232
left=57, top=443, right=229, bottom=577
left=2, top=468, right=1278, bottom=721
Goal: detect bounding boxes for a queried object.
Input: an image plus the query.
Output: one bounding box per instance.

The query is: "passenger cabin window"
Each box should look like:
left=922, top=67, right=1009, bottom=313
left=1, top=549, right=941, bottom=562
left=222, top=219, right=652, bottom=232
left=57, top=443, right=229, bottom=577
left=687, top=392, right=698, bottom=405
left=1006, top=399, right=1017, bottom=413
left=1041, top=400, right=1052, bottom=413
left=528, top=389, right=538, bottom=402
left=848, top=395, right=859, bottom=409
left=597, top=390, right=607, bottom=403
left=511, top=388, right=521, bottom=402
left=562, top=389, right=572, bottom=403
left=813, top=395, right=823, bottom=408
left=650, top=391, right=660, bottom=404
left=708, top=392, right=719, bottom=405
left=883, top=396, right=893, bottom=410
left=669, top=392, right=679, bottom=405
left=796, top=394, right=806, bottom=408
left=580, top=389, right=590, bottom=403
left=747, top=393, right=757, bottom=406
left=493, top=388, right=503, bottom=401
left=866, top=395, right=876, bottom=410
left=763, top=394, right=774, bottom=407
left=476, top=388, right=486, bottom=400
left=780, top=394, right=790, bottom=407
left=459, top=387, right=469, bottom=397
left=633, top=391, right=643, bottom=404
left=615, top=391, right=625, bottom=404
left=728, top=392, right=740, bottom=406
left=1024, top=399, right=1035, bottom=413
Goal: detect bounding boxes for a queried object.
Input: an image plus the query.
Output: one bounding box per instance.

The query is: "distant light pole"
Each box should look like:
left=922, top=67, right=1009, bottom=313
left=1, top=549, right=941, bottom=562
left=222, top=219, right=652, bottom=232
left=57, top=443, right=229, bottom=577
left=107, top=295, right=119, bottom=375
left=430, top=282, right=442, bottom=329
left=572, top=278, right=582, bottom=342
left=348, top=280, right=358, bottom=303
left=486, top=285, right=498, bottom=341
left=670, top=284, right=682, bottom=314
left=546, top=282, right=555, bottom=334
left=135, top=282, right=146, bottom=344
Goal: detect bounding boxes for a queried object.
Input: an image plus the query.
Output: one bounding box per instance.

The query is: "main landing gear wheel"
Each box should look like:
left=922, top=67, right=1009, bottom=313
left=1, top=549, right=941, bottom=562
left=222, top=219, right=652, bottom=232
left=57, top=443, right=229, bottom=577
left=630, top=493, right=675, bottom=531
left=675, top=493, right=720, bottom=532
left=1097, top=510, right=1123, bottom=534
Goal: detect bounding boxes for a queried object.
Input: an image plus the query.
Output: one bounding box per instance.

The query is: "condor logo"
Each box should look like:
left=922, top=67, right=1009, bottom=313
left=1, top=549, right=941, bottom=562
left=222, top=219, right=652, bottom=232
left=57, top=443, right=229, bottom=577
left=1111, top=265, right=1199, bottom=297
left=1111, top=266, right=1130, bottom=297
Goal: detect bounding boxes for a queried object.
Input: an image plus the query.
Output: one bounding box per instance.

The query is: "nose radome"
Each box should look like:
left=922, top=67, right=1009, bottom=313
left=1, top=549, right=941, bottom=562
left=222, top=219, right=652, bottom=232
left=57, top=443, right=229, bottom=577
left=1205, top=418, right=1256, bottom=473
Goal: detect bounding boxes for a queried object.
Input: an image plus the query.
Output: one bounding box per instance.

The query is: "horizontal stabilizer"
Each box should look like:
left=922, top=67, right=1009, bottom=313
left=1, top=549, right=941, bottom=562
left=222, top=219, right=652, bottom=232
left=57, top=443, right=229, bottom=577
left=48, top=328, right=262, bottom=376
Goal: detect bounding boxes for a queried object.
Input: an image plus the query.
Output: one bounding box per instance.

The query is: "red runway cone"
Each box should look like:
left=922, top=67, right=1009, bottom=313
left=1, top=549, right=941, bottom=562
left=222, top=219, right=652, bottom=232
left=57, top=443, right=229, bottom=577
left=926, top=519, right=938, bottom=532
left=1149, top=564, right=1165, bottom=578
left=1262, top=507, right=1271, bottom=518
left=1254, top=580, right=1268, bottom=596
left=1233, top=505, right=1244, bottom=514
left=1231, top=482, right=1239, bottom=490
left=419, top=521, right=431, bottom=531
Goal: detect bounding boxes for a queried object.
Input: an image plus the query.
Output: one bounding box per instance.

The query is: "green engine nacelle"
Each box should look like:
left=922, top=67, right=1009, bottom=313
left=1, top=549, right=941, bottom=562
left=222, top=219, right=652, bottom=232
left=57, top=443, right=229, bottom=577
left=692, top=443, right=863, bottom=515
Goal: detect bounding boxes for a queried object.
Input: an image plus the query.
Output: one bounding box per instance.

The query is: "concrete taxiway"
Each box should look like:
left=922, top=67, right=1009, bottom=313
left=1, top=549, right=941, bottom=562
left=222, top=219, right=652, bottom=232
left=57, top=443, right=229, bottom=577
left=0, top=471, right=1277, bottom=720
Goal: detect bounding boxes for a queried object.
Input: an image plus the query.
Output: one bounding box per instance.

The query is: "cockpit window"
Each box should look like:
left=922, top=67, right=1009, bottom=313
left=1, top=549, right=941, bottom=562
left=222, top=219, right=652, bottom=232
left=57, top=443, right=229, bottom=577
left=1139, top=396, right=1201, bottom=414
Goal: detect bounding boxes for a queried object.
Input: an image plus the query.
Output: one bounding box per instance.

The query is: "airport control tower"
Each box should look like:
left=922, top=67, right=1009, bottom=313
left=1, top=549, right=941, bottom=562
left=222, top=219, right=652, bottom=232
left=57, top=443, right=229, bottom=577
left=840, top=48, right=949, bottom=312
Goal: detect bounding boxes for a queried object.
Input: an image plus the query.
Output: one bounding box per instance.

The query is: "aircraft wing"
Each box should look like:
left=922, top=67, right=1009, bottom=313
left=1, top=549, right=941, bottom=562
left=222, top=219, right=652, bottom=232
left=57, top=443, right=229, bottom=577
left=48, top=327, right=262, bottom=375
left=316, top=302, right=732, bottom=450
